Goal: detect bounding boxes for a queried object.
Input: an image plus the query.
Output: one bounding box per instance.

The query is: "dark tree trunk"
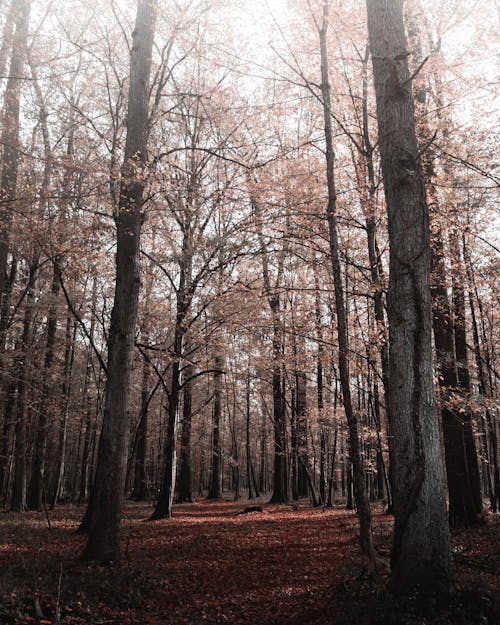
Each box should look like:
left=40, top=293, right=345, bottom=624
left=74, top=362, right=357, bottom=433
left=150, top=321, right=183, bottom=519
left=0, top=257, right=18, bottom=500
left=406, top=7, right=483, bottom=528
left=464, top=236, right=500, bottom=512
left=430, top=222, right=481, bottom=526
left=208, top=355, right=223, bottom=499
left=81, top=0, right=157, bottom=561
left=318, top=1, right=374, bottom=561
left=28, top=265, right=60, bottom=510
left=268, top=298, right=288, bottom=503
left=295, top=367, right=308, bottom=499
left=245, top=377, right=259, bottom=500
left=367, top=0, right=452, bottom=593
left=132, top=356, right=151, bottom=500
left=177, top=360, right=194, bottom=503
left=449, top=230, right=482, bottom=520
left=50, top=314, right=76, bottom=508
left=11, top=259, right=38, bottom=511
left=259, top=399, right=267, bottom=494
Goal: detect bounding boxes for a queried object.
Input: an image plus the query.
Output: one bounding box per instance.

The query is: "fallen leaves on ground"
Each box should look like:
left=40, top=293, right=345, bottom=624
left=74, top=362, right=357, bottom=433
left=0, top=500, right=498, bottom=624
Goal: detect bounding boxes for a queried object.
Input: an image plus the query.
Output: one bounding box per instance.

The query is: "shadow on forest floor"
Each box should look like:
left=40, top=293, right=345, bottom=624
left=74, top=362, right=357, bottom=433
left=0, top=500, right=498, bottom=624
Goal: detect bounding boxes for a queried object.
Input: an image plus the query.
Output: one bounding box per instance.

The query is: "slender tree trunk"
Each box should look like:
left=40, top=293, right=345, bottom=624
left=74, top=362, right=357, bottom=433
left=81, top=0, right=157, bottom=561
left=11, top=258, right=38, bottom=511
left=268, top=298, right=288, bottom=503
left=449, top=228, right=482, bottom=520
left=28, top=264, right=59, bottom=510
left=0, top=257, right=17, bottom=500
left=208, top=354, right=223, bottom=499
left=150, top=316, right=184, bottom=519
left=50, top=315, right=76, bottom=508
left=318, top=1, right=373, bottom=560
left=259, top=398, right=267, bottom=494
left=245, top=376, right=260, bottom=499
left=177, top=359, right=194, bottom=503
left=367, top=0, right=452, bottom=593
left=132, top=356, right=151, bottom=500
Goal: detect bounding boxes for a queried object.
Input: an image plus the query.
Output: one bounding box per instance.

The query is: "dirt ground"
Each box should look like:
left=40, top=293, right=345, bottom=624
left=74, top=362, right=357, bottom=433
left=0, top=500, right=499, bottom=624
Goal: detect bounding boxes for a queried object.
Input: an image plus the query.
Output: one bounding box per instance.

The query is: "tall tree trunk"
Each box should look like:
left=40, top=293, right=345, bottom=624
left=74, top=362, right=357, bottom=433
left=318, top=1, right=373, bottom=560
left=0, top=0, right=30, bottom=301
left=176, top=359, right=194, bottom=503
left=448, top=228, right=482, bottom=520
left=132, top=354, right=151, bottom=500
left=268, top=297, right=288, bottom=503
left=11, top=258, right=38, bottom=511
left=50, top=314, right=76, bottom=508
left=406, top=6, right=483, bottom=528
left=0, top=257, right=17, bottom=500
left=28, top=264, right=59, bottom=510
left=208, top=354, right=223, bottom=499
left=81, top=0, right=157, bottom=561
left=245, top=376, right=259, bottom=499
left=367, top=0, right=452, bottom=593
left=150, top=318, right=184, bottom=519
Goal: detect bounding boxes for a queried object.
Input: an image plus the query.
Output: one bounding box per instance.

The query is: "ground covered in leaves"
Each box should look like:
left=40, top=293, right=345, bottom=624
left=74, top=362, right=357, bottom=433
left=1, top=500, right=499, bottom=624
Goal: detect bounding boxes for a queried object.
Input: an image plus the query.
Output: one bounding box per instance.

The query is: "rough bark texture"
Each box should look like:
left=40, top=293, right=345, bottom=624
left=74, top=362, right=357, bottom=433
left=81, top=0, right=157, bottom=561
left=366, top=0, right=452, bottom=594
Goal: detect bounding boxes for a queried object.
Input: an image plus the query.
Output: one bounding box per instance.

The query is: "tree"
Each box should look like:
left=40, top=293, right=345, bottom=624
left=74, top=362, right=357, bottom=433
left=81, top=0, right=158, bottom=562
left=366, top=0, right=452, bottom=593
left=317, top=0, right=374, bottom=561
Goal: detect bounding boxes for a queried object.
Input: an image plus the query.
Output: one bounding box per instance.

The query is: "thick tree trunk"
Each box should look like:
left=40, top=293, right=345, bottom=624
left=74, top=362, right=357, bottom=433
left=81, top=0, right=157, bottom=561
left=367, top=0, right=452, bottom=593
left=318, top=1, right=373, bottom=561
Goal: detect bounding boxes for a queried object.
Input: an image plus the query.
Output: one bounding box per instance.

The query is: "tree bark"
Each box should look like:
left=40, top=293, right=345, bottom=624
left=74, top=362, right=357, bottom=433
left=11, top=258, right=38, bottom=511
left=81, top=0, right=157, bottom=561
left=367, top=0, right=452, bottom=593
left=208, top=354, right=223, bottom=499
left=176, top=359, right=194, bottom=503
left=0, top=0, right=30, bottom=301
left=318, top=0, right=374, bottom=561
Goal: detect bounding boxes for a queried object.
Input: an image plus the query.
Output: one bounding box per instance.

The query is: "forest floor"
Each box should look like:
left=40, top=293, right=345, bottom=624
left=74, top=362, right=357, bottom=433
left=0, top=499, right=499, bottom=625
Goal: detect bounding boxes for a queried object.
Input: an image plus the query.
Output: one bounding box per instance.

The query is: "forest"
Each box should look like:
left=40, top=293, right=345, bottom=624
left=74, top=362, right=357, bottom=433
left=0, top=0, right=499, bottom=623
